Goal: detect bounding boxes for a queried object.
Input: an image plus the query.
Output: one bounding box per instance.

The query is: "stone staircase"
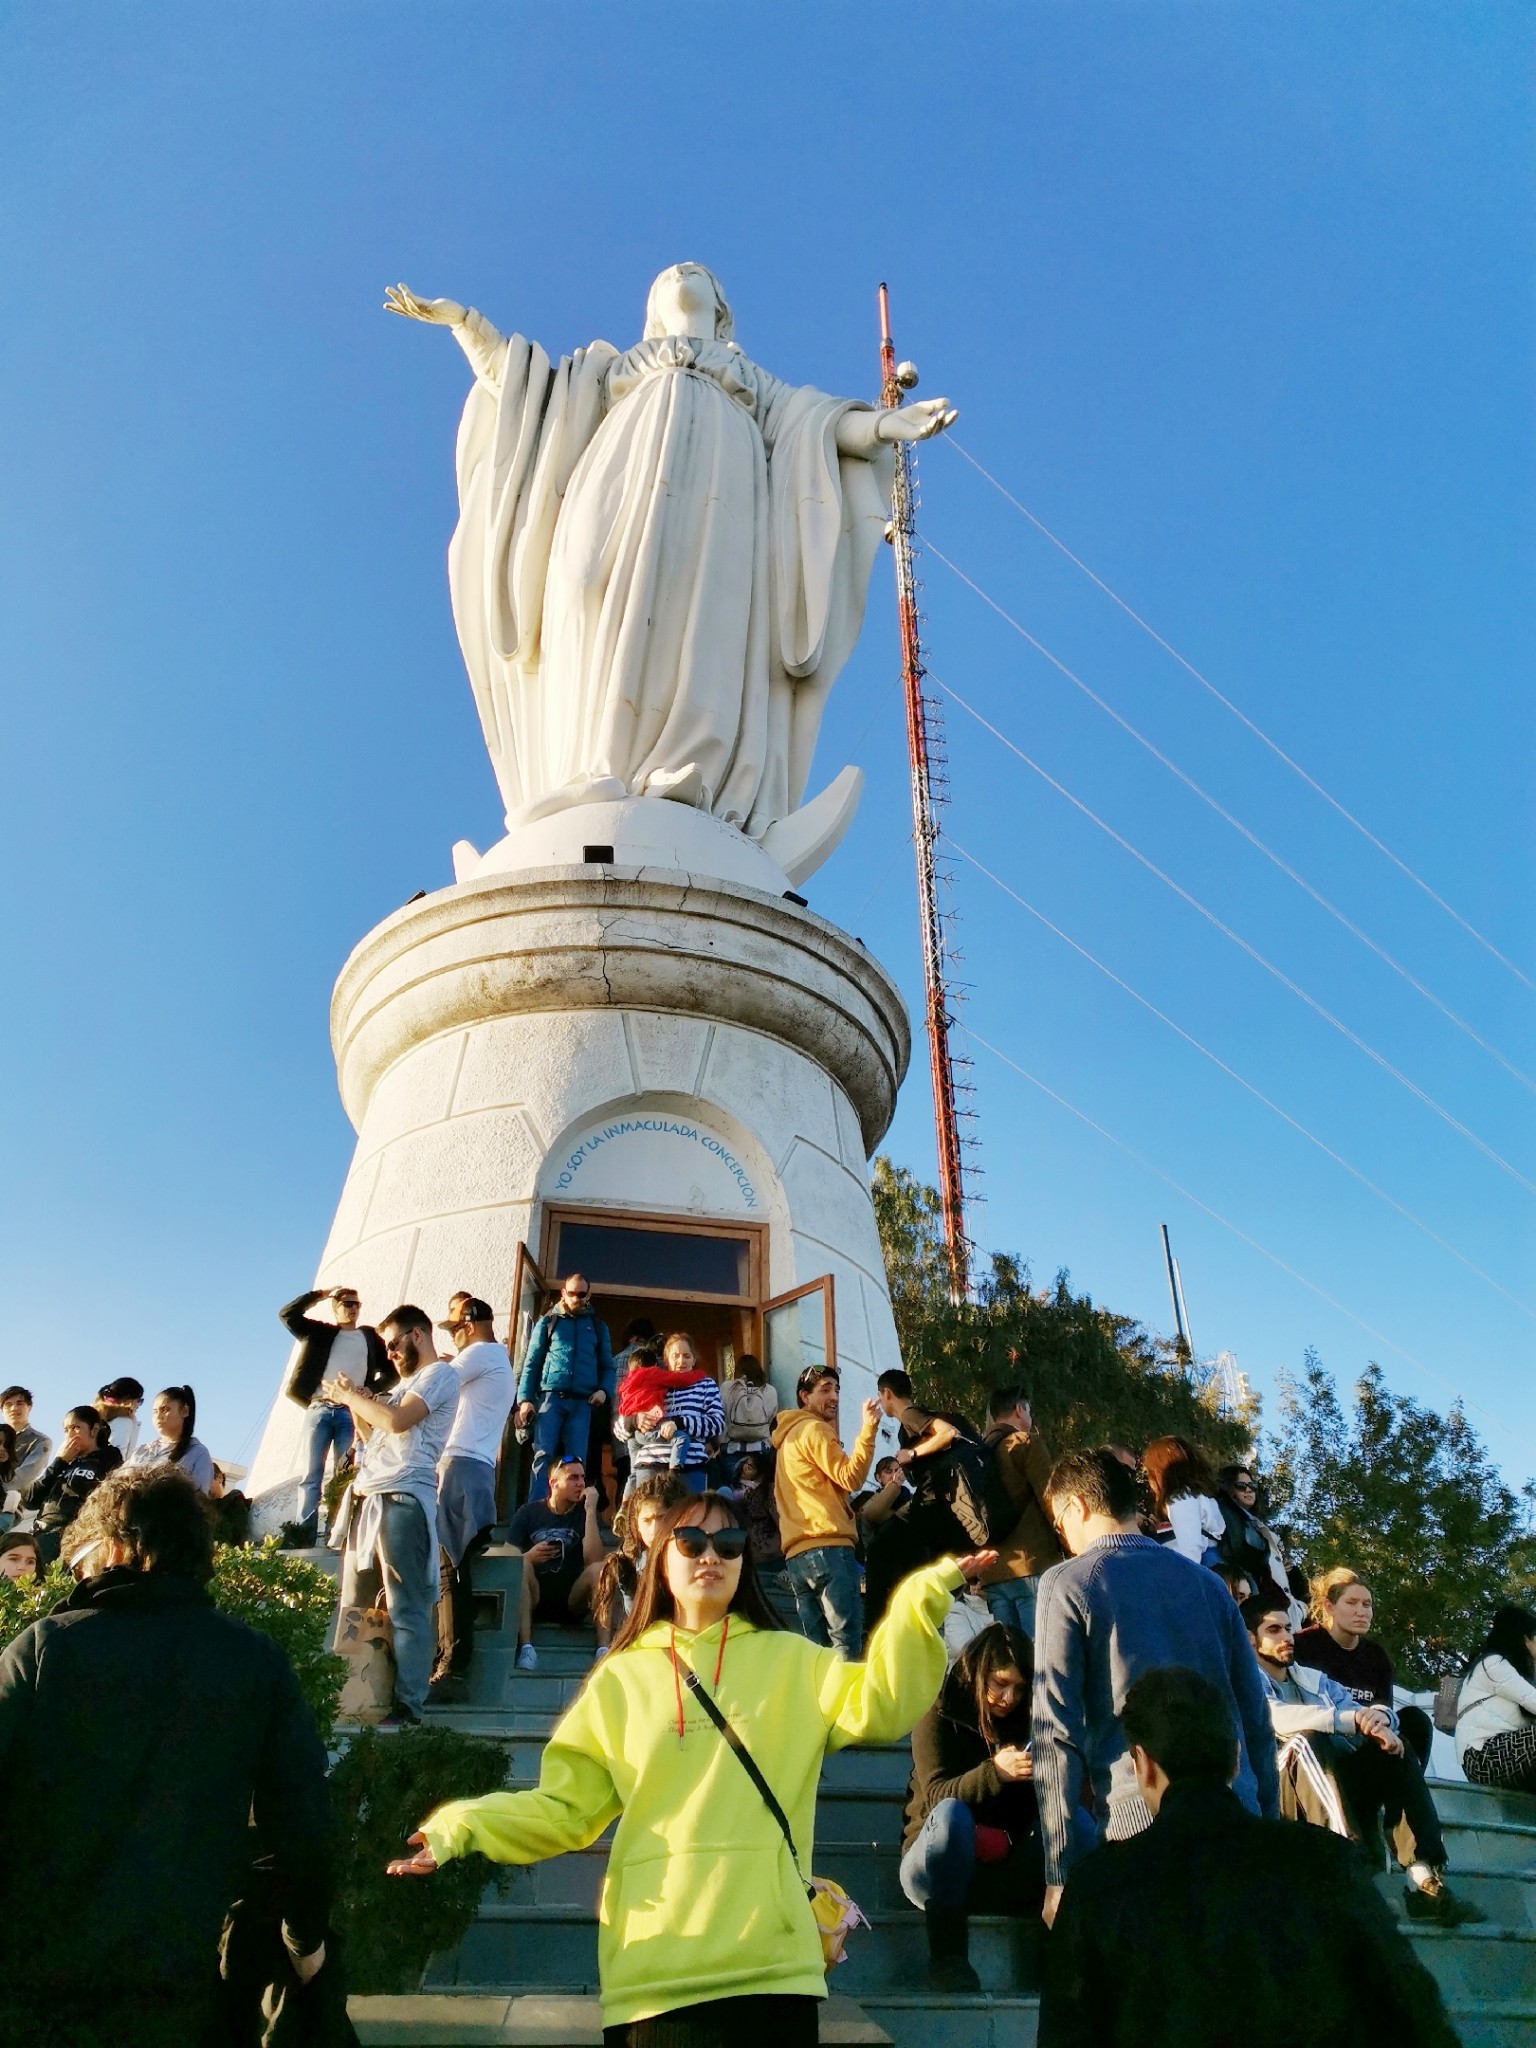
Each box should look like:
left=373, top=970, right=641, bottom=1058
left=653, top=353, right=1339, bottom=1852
left=351, top=1590, right=1536, bottom=2048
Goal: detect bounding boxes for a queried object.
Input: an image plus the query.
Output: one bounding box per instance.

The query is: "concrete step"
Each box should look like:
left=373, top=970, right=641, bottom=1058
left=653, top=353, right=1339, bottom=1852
left=1430, top=1781, right=1536, bottom=1831
left=1407, top=1923, right=1536, bottom=2004
left=1379, top=1866, right=1536, bottom=1936
left=475, top=1833, right=1536, bottom=1935
left=351, top=1992, right=889, bottom=2046
left=351, top=1988, right=1536, bottom=2048
left=433, top=1724, right=911, bottom=1796
left=479, top=1839, right=918, bottom=1915
left=1443, top=1817, right=1536, bottom=1875
left=859, top=1995, right=1038, bottom=2048
left=426, top=1910, right=1042, bottom=1998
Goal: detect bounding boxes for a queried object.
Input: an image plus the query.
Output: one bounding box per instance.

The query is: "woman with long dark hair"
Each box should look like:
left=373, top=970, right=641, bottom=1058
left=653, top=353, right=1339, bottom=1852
left=1457, top=1606, right=1536, bottom=1791
left=901, top=1621, right=1043, bottom=1990
left=390, top=1491, right=992, bottom=2048
left=1141, top=1436, right=1225, bottom=1567
left=20, top=1406, right=123, bottom=1563
left=126, top=1386, right=215, bottom=1494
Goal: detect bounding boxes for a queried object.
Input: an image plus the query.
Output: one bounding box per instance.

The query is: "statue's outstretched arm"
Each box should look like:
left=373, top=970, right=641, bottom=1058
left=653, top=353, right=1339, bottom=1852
left=836, top=395, right=958, bottom=457
left=383, top=283, right=509, bottom=391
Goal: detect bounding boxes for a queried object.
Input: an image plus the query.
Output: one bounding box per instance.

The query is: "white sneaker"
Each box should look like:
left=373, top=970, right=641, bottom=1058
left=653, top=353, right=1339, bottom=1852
left=515, top=1642, right=539, bottom=1671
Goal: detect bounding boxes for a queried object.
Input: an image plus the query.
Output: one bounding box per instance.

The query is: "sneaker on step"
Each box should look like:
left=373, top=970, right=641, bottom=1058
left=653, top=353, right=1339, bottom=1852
left=1404, top=1872, right=1488, bottom=1926
left=515, top=1642, right=539, bottom=1671
left=426, top=1671, right=469, bottom=1706
left=375, top=1703, right=423, bottom=1733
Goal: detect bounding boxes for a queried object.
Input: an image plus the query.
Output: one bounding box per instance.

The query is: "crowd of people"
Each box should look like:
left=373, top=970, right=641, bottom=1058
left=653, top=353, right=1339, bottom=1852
left=0, top=1377, right=248, bottom=1569
left=0, top=1271, right=1528, bottom=2046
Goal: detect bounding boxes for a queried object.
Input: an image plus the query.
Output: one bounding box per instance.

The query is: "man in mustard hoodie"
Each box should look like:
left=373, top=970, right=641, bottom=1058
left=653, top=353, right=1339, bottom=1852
left=771, top=1365, right=880, bottom=1658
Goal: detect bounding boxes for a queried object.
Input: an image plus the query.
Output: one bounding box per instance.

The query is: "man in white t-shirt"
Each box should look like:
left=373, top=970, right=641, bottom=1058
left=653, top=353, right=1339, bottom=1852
left=322, top=1302, right=461, bottom=1727
left=429, top=1293, right=516, bottom=1704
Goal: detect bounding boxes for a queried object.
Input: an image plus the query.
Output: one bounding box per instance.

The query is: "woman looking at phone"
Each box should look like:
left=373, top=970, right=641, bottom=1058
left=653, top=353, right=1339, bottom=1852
left=389, top=1491, right=993, bottom=2048
left=901, top=1623, right=1043, bottom=1990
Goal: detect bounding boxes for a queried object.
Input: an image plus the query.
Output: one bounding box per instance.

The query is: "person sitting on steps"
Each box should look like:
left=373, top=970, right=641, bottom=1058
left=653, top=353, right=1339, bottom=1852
left=1456, top=1604, right=1536, bottom=1793
left=1244, top=1595, right=1484, bottom=1926
left=505, top=1455, right=606, bottom=1671
left=902, top=1621, right=1046, bottom=1991
left=593, top=1472, right=690, bottom=1651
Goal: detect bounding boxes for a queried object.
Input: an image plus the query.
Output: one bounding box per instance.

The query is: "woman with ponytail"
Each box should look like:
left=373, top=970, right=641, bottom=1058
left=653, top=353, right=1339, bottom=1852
left=127, top=1386, right=215, bottom=1494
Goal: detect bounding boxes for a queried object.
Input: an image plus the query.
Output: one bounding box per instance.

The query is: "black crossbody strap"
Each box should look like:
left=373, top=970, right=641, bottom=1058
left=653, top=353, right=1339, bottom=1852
left=682, top=1668, right=812, bottom=1894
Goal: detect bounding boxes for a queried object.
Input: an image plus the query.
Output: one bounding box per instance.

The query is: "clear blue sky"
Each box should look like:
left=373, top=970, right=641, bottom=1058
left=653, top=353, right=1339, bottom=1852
left=3, top=6, right=1532, bottom=1486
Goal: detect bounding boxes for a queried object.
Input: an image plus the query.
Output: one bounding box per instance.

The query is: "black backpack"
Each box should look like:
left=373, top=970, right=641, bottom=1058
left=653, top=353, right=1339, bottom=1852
left=926, top=1429, right=1018, bottom=1548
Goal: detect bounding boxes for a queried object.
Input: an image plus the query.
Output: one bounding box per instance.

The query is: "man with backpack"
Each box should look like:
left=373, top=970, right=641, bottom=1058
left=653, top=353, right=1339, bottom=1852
left=975, top=1385, right=1063, bottom=1638
left=864, top=1370, right=980, bottom=1632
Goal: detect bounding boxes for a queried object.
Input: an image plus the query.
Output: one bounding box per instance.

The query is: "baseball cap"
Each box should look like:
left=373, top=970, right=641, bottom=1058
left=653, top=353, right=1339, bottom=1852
left=438, top=1297, right=495, bottom=1330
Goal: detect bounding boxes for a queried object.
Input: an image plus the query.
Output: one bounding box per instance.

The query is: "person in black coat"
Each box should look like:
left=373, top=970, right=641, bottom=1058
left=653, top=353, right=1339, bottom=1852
left=280, top=1284, right=394, bottom=1543
left=902, top=1622, right=1044, bottom=1990
left=1039, top=1665, right=1459, bottom=2048
left=21, top=1404, right=123, bottom=1564
left=0, top=1465, right=336, bottom=2046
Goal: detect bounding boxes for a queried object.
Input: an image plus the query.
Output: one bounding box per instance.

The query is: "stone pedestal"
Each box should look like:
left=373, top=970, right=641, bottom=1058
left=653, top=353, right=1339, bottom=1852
left=249, top=865, right=910, bottom=1503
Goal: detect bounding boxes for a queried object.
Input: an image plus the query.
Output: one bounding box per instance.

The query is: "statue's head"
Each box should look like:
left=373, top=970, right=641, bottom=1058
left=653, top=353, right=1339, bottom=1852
left=644, top=263, right=734, bottom=345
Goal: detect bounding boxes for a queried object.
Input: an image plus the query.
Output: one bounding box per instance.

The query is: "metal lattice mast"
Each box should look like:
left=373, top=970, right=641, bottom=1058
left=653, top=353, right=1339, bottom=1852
left=879, top=283, right=972, bottom=1303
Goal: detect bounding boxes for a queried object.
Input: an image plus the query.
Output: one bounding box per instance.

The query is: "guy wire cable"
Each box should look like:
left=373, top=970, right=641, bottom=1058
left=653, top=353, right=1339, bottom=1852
left=922, top=535, right=1536, bottom=1096
left=943, top=437, right=1536, bottom=997
left=962, top=1024, right=1531, bottom=1454
left=950, top=838, right=1536, bottom=1323
left=935, top=676, right=1536, bottom=1199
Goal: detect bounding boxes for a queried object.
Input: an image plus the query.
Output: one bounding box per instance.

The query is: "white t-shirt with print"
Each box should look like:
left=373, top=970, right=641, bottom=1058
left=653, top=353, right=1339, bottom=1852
left=442, top=1340, right=516, bottom=1467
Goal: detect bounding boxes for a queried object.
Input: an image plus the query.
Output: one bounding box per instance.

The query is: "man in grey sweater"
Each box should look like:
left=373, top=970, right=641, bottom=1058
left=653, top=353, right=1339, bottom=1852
left=1033, top=1446, right=1279, bottom=1925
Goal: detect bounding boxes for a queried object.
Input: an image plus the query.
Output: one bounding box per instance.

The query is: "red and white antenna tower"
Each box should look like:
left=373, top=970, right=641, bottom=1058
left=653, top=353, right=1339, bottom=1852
left=879, top=283, right=975, bottom=1303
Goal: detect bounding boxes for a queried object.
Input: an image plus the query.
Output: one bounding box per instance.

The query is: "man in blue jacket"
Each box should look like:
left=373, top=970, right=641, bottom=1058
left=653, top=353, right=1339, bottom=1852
left=1032, top=1446, right=1280, bottom=1927
left=515, top=1272, right=616, bottom=1499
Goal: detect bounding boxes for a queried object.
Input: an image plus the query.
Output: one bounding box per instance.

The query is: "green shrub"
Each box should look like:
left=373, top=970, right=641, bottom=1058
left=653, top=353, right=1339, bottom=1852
left=209, top=1539, right=347, bottom=1745
left=0, top=1559, right=76, bottom=1646
left=330, top=1724, right=512, bottom=1992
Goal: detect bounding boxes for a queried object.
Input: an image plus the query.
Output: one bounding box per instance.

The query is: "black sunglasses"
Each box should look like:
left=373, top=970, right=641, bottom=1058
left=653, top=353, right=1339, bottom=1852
left=669, top=1525, right=749, bottom=1562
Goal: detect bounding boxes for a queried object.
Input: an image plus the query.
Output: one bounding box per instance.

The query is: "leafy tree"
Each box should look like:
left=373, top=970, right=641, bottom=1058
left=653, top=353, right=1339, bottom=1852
left=873, top=1158, right=1252, bottom=1462
left=1267, top=1350, right=1536, bottom=1686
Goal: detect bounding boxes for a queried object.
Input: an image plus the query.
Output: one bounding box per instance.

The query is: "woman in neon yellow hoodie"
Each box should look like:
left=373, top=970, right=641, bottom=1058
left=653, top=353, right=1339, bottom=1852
left=390, top=1490, right=990, bottom=2048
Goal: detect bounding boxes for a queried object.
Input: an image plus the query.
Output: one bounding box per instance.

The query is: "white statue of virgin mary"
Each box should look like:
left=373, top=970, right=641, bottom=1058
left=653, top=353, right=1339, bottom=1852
left=386, top=265, right=954, bottom=853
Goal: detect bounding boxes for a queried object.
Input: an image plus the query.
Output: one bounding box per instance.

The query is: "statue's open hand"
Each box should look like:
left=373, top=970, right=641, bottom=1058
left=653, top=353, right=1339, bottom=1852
left=879, top=396, right=958, bottom=443
left=383, top=283, right=465, bottom=327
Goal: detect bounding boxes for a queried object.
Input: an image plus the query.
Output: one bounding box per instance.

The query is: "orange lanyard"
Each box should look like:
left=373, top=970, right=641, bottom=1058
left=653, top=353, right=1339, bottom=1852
left=668, top=1616, right=729, bottom=1741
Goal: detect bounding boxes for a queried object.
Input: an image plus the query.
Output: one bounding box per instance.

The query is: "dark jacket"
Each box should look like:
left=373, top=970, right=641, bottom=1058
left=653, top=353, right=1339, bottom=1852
left=281, top=1291, right=393, bottom=1408
left=979, top=1420, right=1064, bottom=1584
left=1039, top=1779, right=1459, bottom=2048
left=21, top=1442, right=122, bottom=1535
left=518, top=1305, right=616, bottom=1404
left=0, top=1569, right=333, bottom=1999
left=904, top=1663, right=1037, bottom=1853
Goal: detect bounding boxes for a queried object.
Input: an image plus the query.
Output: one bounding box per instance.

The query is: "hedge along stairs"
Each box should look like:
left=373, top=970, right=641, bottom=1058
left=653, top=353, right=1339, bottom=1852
left=349, top=1551, right=1536, bottom=2048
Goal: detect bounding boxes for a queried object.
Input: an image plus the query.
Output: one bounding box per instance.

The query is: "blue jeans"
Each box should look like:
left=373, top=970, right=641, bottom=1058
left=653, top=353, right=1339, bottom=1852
left=531, top=1392, right=593, bottom=1500
left=785, top=1544, right=863, bottom=1659
left=297, top=1400, right=354, bottom=1526
left=341, top=1492, right=435, bottom=1717
left=984, top=1576, right=1039, bottom=1638
left=901, top=1797, right=976, bottom=1911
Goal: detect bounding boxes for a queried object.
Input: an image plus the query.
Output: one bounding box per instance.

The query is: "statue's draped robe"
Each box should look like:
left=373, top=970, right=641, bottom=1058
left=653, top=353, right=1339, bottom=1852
left=449, top=332, right=894, bottom=835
